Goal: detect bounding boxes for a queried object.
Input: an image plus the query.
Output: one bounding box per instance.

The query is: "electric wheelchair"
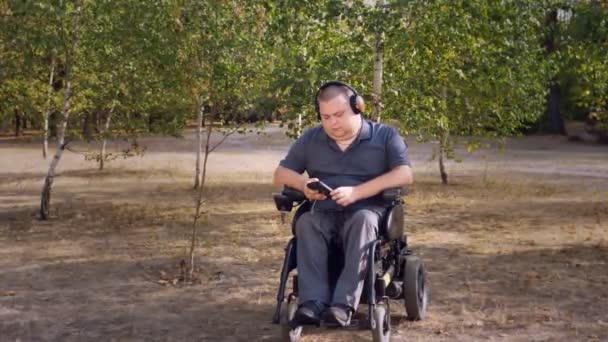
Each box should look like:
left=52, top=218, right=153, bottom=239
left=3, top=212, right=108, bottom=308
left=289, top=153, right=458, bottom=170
left=271, top=187, right=428, bottom=342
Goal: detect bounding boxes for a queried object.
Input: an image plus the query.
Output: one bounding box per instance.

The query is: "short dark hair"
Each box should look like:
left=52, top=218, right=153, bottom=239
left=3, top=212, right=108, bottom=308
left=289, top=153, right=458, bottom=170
left=317, top=84, right=354, bottom=104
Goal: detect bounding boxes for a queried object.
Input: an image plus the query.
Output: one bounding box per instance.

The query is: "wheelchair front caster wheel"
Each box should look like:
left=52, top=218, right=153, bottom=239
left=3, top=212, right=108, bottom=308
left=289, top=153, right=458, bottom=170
left=403, top=255, right=428, bottom=320
left=371, top=303, right=391, bottom=342
left=281, top=296, right=303, bottom=342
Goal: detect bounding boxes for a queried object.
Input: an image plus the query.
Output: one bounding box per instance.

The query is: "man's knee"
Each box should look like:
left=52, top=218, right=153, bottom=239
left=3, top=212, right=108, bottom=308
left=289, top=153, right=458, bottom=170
left=342, top=210, right=379, bottom=244
left=350, top=210, right=379, bottom=230
left=295, top=212, right=319, bottom=239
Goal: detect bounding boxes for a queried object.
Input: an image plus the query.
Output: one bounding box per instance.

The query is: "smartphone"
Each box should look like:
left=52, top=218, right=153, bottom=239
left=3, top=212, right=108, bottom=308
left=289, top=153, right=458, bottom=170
left=306, top=181, right=333, bottom=197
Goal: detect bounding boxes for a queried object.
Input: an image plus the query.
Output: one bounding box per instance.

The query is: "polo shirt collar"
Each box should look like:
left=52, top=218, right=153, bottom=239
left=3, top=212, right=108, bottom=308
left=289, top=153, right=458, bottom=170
left=358, top=119, right=372, bottom=141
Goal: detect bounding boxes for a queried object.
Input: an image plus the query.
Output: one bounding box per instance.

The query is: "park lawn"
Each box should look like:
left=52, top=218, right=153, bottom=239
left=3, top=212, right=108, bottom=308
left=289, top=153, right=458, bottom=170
left=1, top=134, right=607, bottom=341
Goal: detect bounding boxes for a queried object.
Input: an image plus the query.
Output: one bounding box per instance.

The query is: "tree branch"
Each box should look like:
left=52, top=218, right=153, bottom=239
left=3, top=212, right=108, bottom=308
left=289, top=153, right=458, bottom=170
left=208, top=127, right=239, bottom=153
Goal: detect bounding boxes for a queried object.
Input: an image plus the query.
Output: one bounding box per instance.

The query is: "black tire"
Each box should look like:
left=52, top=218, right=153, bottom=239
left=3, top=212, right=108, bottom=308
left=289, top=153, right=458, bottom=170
left=371, top=303, right=391, bottom=342
left=403, top=255, right=428, bottom=321
left=280, top=297, right=303, bottom=342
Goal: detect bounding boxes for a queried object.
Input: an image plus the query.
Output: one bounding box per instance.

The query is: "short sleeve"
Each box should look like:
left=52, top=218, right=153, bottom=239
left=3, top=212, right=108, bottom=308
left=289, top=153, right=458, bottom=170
left=386, top=128, right=411, bottom=169
left=279, top=133, right=309, bottom=174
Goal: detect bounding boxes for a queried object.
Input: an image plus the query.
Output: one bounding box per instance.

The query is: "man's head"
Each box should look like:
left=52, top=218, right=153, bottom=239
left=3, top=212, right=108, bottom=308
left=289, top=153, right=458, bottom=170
left=315, top=82, right=365, bottom=141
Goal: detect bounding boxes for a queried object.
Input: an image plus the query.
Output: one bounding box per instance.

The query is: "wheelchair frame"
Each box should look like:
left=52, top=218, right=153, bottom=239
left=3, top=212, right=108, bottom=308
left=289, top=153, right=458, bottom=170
left=271, top=187, right=427, bottom=341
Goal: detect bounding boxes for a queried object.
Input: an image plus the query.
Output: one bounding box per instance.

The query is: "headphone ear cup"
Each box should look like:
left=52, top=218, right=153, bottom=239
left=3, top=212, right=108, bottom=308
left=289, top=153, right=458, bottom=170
left=349, top=95, right=364, bottom=114
left=355, top=96, right=365, bottom=114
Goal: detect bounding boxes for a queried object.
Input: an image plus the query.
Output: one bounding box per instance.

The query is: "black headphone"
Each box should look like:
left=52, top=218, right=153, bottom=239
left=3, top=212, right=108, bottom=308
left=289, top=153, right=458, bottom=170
left=314, top=81, right=366, bottom=119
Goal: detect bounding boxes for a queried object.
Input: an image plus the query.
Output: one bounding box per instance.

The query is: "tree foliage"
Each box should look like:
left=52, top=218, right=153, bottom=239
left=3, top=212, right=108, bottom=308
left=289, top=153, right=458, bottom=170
left=559, top=1, right=608, bottom=128
left=390, top=1, right=549, bottom=133
left=1, top=0, right=607, bottom=180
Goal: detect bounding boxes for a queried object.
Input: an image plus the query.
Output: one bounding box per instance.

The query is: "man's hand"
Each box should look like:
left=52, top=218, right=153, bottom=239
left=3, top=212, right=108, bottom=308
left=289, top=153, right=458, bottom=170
left=302, top=178, right=327, bottom=201
left=331, top=186, right=361, bottom=207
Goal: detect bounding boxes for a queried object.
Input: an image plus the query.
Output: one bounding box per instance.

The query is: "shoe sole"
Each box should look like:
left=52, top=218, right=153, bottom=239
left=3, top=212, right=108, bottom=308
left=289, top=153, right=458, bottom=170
left=291, top=313, right=320, bottom=326
left=322, top=312, right=350, bottom=327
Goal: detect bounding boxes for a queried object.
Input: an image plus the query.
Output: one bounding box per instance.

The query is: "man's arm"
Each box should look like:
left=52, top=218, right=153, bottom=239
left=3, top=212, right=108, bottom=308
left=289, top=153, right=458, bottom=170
left=273, top=165, right=307, bottom=192
left=273, top=128, right=325, bottom=201
left=356, top=165, right=413, bottom=198
left=273, top=165, right=326, bottom=201
left=331, top=165, right=413, bottom=207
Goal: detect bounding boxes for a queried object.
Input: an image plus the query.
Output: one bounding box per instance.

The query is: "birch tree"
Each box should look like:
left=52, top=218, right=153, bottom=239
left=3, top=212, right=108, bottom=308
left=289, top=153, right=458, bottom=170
left=79, top=0, right=182, bottom=170
left=172, top=0, right=272, bottom=280
left=265, top=0, right=373, bottom=137
left=0, top=1, right=61, bottom=147
left=42, top=54, right=56, bottom=158
left=40, top=0, right=84, bottom=219
left=387, top=0, right=550, bottom=184
left=371, top=0, right=386, bottom=122
left=560, top=1, right=608, bottom=130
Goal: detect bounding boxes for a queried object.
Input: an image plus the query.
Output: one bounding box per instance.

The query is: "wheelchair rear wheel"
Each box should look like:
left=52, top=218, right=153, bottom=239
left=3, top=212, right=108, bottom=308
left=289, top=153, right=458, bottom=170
left=281, top=296, right=303, bottom=342
left=403, top=255, right=428, bottom=320
left=371, top=302, right=391, bottom=342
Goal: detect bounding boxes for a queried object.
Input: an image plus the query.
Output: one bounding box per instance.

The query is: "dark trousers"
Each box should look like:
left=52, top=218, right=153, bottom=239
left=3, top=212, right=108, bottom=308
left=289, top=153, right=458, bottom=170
left=295, top=209, right=379, bottom=310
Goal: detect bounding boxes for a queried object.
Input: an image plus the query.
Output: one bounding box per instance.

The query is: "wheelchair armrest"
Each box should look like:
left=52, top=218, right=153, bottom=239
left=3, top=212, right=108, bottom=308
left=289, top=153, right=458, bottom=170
left=382, top=187, right=407, bottom=202
left=282, top=186, right=306, bottom=201
left=273, top=186, right=306, bottom=212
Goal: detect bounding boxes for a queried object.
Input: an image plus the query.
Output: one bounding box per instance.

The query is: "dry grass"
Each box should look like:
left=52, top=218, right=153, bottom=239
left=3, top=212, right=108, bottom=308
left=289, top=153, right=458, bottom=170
left=401, top=174, right=608, bottom=342
left=1, top=132, right=608, bottom=341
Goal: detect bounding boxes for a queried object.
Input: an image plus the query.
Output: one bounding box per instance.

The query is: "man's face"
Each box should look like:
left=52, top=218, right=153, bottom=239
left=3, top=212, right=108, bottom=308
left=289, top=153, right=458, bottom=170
left=318, top=95, right=360, bottom=141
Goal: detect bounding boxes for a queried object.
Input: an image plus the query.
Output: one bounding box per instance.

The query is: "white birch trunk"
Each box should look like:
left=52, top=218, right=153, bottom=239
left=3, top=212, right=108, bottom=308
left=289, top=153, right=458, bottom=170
left=40, top=79, right=72, bottom=219
left=40, top=142, right=67, bottom=219
left=43, top=55, right=55, bottom=159
left=372, top=0, right=385, bottom=123
left=99, top=101, right=117, bottom=171
left=40, top=1, right=82, bottom=220
left=57, top=83, right=71, bottom=146
left=194, top=99, right=204, bottom=189
left=297, top=113, right=302, bottom=138
left=439, top=86, right=449, bottom=185
left=188, top=103, right=215, bottom=280
left=438, top=130, right=449, bottom=185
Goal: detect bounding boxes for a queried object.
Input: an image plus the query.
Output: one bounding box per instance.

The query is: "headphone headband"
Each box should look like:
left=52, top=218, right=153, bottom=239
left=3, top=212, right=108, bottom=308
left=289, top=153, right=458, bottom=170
left=314, top=81, right=364, bottom=118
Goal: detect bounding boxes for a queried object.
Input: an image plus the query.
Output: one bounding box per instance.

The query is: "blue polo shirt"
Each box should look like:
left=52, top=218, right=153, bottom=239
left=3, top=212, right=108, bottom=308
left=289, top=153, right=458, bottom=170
left=279, top=119, right=410, bottom=212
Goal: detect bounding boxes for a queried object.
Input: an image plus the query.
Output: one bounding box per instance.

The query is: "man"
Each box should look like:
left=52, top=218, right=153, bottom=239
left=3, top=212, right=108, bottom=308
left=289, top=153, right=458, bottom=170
left=272, top=81, right=413, bottom=326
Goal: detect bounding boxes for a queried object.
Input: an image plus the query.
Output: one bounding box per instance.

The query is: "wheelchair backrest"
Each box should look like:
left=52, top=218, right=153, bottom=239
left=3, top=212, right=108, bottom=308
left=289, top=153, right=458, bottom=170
left=380, top=203, right=405, bottom=242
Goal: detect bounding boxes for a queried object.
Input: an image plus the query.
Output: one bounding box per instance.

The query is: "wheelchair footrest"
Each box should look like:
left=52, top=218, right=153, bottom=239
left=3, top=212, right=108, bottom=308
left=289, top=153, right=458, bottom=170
left=319, top=318, right=362, bottom=330
left=321, top=319, right=361, bottom=330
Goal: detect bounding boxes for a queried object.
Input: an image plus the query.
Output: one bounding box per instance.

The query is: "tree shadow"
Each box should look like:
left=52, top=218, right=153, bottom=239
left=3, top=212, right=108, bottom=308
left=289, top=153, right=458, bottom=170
left=2, top=171, right=608, bottom=340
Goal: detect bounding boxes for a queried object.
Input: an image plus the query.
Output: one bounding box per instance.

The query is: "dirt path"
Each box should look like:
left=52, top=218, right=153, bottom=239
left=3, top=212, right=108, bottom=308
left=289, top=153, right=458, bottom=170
left=1, top=126, right=607, bottom=341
